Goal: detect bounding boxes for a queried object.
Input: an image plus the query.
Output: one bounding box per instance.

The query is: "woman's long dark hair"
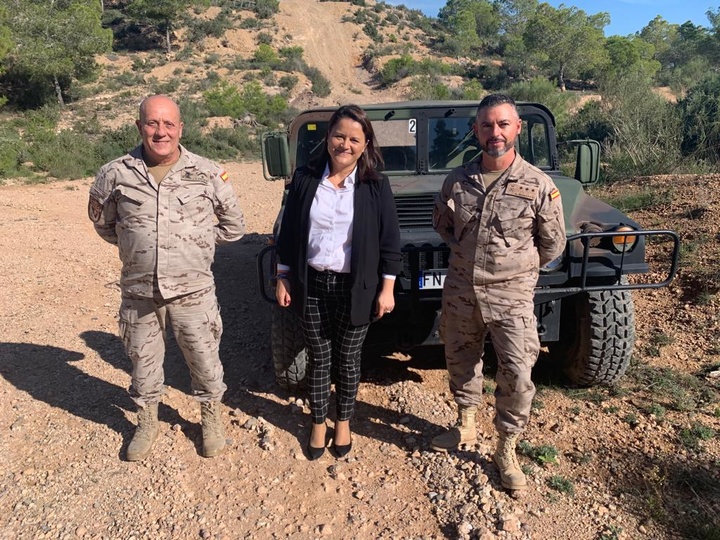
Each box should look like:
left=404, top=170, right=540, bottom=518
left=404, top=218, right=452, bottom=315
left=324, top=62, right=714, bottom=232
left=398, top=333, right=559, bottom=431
left=308, top=104, right=384, bottom=182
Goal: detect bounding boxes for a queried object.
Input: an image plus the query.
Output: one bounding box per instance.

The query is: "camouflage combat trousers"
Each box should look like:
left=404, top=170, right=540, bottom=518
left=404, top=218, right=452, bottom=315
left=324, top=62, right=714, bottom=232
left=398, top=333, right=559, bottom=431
left=440, top=294, right=539, bottom=434
left=119, top=285, right=227, bottom=407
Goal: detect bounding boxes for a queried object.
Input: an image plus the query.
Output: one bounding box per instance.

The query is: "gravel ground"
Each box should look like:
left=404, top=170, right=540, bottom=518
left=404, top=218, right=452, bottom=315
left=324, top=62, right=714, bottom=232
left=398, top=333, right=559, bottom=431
left=1, top=164, right=719, bottom=540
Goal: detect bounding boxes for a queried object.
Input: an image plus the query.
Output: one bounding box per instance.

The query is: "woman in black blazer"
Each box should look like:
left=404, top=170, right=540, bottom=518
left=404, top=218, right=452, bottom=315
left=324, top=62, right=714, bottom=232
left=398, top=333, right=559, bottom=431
left=275, top=105, right=402, bottom=460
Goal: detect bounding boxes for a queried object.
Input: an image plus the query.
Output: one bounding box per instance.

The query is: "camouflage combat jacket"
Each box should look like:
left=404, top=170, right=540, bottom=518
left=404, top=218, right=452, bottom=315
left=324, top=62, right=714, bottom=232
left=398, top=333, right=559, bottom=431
left=89, top=144, right=246, bottom=299
left=432, top=153, right=565, bottom=321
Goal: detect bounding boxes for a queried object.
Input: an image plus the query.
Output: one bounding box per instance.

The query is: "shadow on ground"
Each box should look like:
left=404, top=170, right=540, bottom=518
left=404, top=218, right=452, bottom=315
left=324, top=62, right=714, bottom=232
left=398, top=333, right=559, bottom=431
left=0, top=341, right=134, bottom=434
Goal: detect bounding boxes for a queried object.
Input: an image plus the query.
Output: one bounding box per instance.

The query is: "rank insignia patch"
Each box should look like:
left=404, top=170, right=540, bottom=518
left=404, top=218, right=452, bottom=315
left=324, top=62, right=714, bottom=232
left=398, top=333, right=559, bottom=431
left=88, top=197, right=103, bottom=222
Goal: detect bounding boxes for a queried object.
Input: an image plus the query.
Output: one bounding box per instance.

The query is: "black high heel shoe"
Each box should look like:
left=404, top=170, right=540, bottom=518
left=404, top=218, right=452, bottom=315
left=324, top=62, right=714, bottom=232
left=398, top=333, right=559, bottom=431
left=307, top=424, right=326, bottom=460
left=307, top=442, right=325, bottom=460
left=332, top=438, right=352, bottom=458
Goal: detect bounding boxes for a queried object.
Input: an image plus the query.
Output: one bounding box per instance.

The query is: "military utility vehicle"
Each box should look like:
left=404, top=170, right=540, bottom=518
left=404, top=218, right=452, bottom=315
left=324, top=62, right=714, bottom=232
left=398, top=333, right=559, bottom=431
left=257, top=101, right=679, bottom=390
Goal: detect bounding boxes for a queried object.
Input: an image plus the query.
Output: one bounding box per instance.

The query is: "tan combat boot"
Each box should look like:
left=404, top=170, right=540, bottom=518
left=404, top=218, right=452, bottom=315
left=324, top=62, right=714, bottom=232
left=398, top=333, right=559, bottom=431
left=201, top=401, right=226, bottom=458
left=494, top=432, right=527, bottom=491
left=127, top=402, right=159, bottom=462
left=430, top=405, right=477, bottom=452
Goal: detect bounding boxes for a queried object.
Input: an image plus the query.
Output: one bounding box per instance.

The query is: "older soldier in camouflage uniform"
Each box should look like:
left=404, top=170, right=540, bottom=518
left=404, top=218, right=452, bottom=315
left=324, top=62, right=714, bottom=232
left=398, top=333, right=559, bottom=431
left=431, top=94, right=565, bottom=491
left=88, top=95, right=245, bottom=461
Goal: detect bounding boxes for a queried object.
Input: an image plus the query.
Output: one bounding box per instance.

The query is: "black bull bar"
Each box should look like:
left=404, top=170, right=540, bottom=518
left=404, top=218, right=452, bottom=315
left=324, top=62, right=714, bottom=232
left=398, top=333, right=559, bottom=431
left=256, top=229, right=680, bottom=303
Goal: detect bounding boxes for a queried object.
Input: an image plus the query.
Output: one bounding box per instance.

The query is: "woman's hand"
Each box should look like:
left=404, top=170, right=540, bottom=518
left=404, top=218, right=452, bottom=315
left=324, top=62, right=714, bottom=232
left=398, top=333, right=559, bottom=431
left=275, top=276, right=292, bottom=307
left=374, top=278, right=395, bottom=318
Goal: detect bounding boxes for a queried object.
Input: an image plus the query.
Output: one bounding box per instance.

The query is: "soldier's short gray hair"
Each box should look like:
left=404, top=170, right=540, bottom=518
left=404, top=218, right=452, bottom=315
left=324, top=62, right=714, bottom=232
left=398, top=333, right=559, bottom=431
left=477, top=94, right=518, bottom=114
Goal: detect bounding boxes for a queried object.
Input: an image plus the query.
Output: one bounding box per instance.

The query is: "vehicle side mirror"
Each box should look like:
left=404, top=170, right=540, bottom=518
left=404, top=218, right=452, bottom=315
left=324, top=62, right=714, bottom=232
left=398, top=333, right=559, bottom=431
left=572, top=139, right=601, bottom=184
left=261, top=132, right=291, bottom=180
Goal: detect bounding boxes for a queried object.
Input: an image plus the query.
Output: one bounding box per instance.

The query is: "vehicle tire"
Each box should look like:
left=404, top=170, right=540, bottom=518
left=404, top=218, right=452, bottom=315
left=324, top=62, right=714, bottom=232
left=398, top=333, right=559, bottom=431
left=271, top=303, right=308, bottom=391
left=549, top=284, right=636, bottom=386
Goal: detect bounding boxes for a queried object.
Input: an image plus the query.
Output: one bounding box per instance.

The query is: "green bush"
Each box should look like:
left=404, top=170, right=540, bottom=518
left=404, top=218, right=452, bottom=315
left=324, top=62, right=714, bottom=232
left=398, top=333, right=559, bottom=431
left=203, top=80, right=288, bottom=127
left=254, top=0, right=279, bottom=19
left=97, top=125, right=141, bottom=163
left=186, top=12, right=233, bottom=42
left=304, top=67, right=331, bottom=98
left=600, top=69, right=684, bottom=179
left=27, top=130, right=99, bottom=179
left=380, top=55, right=454, bottom=86
left=364, top=22, right=382, bottom=42
left=278, top=46, right=305, bottom=72
left=518, top=441, right=559, bottom=466
left=204, top=82, right=246, bottom=118
left=507, top=78, right=576, bottom=133
left=547, top=475, right=575, bottom=496
left=240, top=17, right=259, bottom=29
left=151, top=77, right=182, bottom=95
left=409, top=75, right=450, bottom=100
left=460, top=79, right=484, bottom=101
left=380, top=54, right=415, bottom=85
left=253, top=43, right=278, bottom=66
left=0, top=128, right=24, bottom=177
left=679, top=73, right=720, bottom=163
left=257, top=32, right=273, bottom=45
left=279, top=74, right=299, bottom=91
left=562, top=99, right=613, bottom=144
left=182, top=126, right=258, bottom=161
left=678, top=422, right=716, bottom=451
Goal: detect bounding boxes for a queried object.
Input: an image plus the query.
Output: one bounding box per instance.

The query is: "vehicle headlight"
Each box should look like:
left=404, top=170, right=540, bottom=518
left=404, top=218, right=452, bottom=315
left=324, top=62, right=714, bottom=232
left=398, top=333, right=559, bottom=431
left=611, top=225, right=638, bottom=253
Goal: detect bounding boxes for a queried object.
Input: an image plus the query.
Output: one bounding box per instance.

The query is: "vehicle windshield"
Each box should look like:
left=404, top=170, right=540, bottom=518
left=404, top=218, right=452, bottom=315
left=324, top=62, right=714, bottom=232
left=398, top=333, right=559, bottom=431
left=429, top=117, right=478, bottom=171
left=428, top=114, right=552, bottom=170
left=295, top=118, right=417, bottom=173
left=293, top=110, right=552, bottom=174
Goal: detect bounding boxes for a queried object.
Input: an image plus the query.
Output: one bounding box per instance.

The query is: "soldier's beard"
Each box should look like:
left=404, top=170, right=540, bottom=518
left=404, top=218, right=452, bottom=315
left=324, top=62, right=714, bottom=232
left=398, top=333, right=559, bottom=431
left=483, top=139, right=514, bottom=158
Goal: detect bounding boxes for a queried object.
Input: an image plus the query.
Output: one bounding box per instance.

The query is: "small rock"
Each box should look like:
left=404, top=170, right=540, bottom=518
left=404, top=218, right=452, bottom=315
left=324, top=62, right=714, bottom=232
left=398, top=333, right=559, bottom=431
left=457, top=520, right=473, bottom=535
left=500, top=514, right=520, bottom=532
left=260, top=436, right=273, bottom=451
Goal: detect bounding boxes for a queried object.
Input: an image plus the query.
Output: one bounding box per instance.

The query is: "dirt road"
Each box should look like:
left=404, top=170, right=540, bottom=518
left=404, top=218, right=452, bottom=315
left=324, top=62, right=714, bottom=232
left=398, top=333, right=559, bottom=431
left=1, top=164, right=718, bottom=540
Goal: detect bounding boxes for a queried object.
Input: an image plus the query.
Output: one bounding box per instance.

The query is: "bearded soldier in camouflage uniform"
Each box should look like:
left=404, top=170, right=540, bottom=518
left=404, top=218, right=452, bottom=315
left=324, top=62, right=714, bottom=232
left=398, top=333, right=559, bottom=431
left=431, top=94, right=565, bottom=491
left=88, top=95, right=245, bottom=461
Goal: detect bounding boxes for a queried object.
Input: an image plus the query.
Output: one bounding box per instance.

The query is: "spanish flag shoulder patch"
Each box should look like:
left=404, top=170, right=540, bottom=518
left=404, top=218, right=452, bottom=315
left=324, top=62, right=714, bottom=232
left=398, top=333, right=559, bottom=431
left=549, top=188, right=560, bottom=200
left=220, top=171, right=229, bottom=182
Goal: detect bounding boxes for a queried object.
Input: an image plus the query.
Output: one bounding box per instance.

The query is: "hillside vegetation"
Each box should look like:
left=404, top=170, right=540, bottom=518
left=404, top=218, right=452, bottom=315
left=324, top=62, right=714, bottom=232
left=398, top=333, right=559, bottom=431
left=2, top=0, right=720, bottom=182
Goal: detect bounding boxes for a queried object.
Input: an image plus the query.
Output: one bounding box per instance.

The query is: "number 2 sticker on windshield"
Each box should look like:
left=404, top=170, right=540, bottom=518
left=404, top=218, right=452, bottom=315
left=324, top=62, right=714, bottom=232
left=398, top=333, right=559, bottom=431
left=408, top=119, right=416, bottom=134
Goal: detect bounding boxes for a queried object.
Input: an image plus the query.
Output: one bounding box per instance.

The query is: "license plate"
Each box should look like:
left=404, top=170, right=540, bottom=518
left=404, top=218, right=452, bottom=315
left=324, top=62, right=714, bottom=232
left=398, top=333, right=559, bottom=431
left=419, top=269, right=446, bottom=289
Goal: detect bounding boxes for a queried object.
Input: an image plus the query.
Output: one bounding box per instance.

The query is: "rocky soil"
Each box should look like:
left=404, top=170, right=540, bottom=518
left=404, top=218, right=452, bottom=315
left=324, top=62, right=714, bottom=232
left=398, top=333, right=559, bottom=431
left=1, top=165, right=718, bottom=540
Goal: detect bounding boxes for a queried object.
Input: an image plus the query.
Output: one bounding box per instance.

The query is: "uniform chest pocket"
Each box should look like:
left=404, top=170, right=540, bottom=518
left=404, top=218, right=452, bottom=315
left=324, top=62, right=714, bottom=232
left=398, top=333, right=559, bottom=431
left=451, top=192, right=479, bottom=242
left=495, top=199, right=534, bottom=242
left=176, top=188, right=213, bottom=220
left=116, top=191, right=149, bottom=218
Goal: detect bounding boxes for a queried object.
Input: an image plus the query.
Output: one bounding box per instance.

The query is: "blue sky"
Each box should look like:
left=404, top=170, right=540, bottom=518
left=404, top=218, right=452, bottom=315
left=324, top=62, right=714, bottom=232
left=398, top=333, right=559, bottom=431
left=386, top=0, right=715, bottom=36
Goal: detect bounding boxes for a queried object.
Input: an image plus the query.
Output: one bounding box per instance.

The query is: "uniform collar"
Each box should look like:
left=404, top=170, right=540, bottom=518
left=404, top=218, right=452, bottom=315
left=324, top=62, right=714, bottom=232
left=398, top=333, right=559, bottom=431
left=468, top=152, right=523, bottom=184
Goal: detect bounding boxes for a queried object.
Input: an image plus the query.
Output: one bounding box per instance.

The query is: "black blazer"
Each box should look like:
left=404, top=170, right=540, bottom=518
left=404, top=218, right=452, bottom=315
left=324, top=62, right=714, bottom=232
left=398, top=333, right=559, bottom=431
left=277, top=166, right=402, bottom=326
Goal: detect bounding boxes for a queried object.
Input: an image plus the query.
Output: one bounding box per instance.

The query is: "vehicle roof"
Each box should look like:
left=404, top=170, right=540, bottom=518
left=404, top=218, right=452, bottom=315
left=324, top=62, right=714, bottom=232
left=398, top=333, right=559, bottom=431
left=293, top=100, right=556, bottom=124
